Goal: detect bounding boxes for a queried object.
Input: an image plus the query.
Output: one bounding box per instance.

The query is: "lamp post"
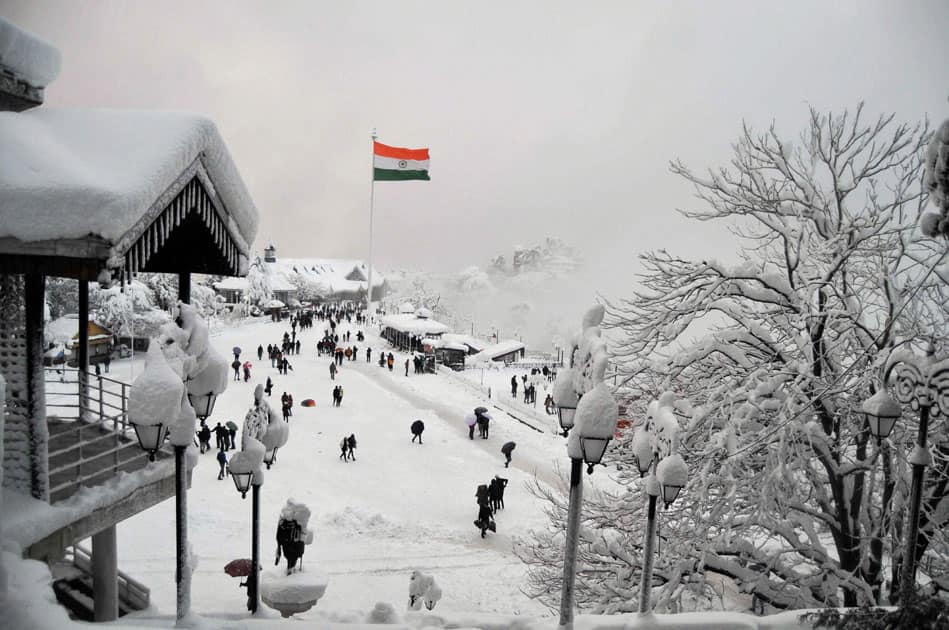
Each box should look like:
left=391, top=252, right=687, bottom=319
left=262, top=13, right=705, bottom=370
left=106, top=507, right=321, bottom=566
left=230, top=467, right=262, bottom=613
left=861, top=345, right=949, bottom=603
left=554, top=305, right=618, bottom=630
left=632, top=398, right=688, bottom=614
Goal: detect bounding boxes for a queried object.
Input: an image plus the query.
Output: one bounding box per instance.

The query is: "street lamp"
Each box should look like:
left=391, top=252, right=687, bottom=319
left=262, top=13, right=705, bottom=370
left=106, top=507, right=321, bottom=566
left=130, top=421, right=168, bottom=462
left=860, top=345, right=949, bottom=603
left=557, top=305, right=619, bottom=630
left=188, top=391, right=218, bottom=422
left=229, top=439, right=265, bottom=614
left=553, top=367, right=579, bottom=437
left=263, top=447, right=279, bottom=469
left=860, top=389, right=901, bottom=443
left=635, top=400, right=688, bottom=614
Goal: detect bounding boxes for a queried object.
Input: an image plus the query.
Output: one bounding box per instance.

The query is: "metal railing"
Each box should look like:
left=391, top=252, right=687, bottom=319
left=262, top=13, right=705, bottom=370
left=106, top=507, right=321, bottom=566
left=68, top=544, right=151, bottom=611
left=45, top=367, right=170, bottom=503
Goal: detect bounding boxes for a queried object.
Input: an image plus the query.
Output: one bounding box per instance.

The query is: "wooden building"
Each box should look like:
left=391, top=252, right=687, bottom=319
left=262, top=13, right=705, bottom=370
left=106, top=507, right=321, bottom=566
left=0, top=19, right=258, bottom=621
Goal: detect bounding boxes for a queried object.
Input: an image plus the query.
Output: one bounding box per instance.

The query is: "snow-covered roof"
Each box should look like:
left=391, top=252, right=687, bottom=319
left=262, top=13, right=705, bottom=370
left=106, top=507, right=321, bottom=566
left=262, top=257, right=385, bottom=298
left=422, top=337, right=468, bottom=352
left=399, top=302, right=415, bottom=314
left=0, top=108, right=258, bottom=262
left=0, top=17, right=61, bottom=88
left=380, top=313, right=450, bottom=336
left=441, top=333, right=485, bottom=352
left=213, top=276, right=249, bottom=291
left=471, top=340, right=526, bottom=361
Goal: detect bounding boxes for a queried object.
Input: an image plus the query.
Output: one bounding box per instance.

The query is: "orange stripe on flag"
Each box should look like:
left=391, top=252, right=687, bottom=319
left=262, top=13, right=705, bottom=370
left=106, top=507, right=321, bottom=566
left=374, top=141, right=429, bottom=161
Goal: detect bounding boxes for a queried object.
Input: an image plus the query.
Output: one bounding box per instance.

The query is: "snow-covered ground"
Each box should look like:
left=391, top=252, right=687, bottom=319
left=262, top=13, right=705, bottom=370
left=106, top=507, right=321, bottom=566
left=113, top=315, right=563, bottom=620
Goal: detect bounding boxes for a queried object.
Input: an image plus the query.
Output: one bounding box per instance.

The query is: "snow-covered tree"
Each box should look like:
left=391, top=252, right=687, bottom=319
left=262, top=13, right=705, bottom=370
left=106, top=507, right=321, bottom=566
left=517, top=105, right=947, bottom=612
left=245, top=257, right=273, bottom=306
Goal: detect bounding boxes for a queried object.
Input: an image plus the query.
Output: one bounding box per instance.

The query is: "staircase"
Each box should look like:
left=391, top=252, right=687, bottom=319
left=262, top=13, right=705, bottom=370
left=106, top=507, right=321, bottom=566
left=50, top=545, right=150, bottom=621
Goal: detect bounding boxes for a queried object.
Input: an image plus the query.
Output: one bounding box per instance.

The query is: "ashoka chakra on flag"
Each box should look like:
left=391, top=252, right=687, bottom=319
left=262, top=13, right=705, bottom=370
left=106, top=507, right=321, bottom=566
left=374, top=141, right=430, bottom=181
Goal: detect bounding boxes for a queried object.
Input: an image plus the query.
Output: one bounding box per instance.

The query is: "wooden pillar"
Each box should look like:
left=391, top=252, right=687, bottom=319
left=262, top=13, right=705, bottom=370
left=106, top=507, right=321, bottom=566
left=92, top=525, right=118, bottom=621
left=178, top=273, right=191, bottom=304
left=78, top=278, right=89, bottom=421
left=24, top=274, right=49, bottom=500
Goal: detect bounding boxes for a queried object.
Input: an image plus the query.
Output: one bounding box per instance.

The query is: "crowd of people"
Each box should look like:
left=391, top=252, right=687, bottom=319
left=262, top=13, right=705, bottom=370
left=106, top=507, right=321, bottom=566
left=202, top=301, right=531, bottom=545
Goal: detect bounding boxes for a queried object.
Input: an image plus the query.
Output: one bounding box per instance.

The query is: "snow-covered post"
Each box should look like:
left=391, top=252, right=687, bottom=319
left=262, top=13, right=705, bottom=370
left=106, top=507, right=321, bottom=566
left=130, top=303, right=223, bottom=625
left=557, top=304, right=617, bottom=630
left=634, top=394, right=688, bottom=615
left=0, top=374, right=5, bottom=597
left=228, top=437, right=265, bottom=613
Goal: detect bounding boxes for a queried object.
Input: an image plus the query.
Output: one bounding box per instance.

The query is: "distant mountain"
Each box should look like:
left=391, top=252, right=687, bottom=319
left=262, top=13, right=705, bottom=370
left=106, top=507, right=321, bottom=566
left=384, top=238, right=588, bottom=352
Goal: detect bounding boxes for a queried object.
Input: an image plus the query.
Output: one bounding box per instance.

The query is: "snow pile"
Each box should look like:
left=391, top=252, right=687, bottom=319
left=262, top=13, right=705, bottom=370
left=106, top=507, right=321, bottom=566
left=259, top=568, right=328, bottom=616
left=279, top=498, right=313, bottom=531
left=0, top=108, right=258, bottom=260
left=169, top=391, right=197, bottom=448
left=228, top=436, right=265, bottom=481
left=552, top=367, right=579, bottom=408
left=367, top=601, right=401, bottom=624
left=0, top=17, right=61, bottom=87
left=656, top=453, right=688, bottom=489
left=129, top=343, right=183, bottom=426
left=567, top=381, right=618, bottom=460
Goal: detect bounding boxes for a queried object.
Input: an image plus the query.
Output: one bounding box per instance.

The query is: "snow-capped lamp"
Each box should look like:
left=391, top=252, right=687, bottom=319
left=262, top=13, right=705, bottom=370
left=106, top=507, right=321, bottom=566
left=861, top=389, right=902, bottom=443
left=656, top=452, right=688, bottom=508
left=229, top=437, right=265, bottom=498
left=262, top=417, right=289, bottom=469
left=570, top=356, right=619, bottom=474
left=553, top=367, right=579, bottom=436
left=129, top=342, right=184, bottom=461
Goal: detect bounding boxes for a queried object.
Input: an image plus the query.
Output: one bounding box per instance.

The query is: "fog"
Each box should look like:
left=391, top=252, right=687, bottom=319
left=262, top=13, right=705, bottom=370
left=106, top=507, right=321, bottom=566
left=5, top=0, right=948, bottom=327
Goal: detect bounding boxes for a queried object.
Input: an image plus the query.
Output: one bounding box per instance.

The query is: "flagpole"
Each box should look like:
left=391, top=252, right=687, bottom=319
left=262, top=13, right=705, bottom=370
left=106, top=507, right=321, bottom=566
left=367, top=129, right=377, bottom=318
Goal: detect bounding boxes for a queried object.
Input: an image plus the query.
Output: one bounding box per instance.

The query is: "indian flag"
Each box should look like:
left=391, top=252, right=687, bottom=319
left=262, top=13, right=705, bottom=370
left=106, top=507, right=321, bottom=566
left=374, top=141, right=430, bottom=181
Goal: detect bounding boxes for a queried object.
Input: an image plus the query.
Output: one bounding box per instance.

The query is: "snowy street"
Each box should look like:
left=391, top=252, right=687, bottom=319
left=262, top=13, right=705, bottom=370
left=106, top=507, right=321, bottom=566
left=115, top=316, right=561, bottom=619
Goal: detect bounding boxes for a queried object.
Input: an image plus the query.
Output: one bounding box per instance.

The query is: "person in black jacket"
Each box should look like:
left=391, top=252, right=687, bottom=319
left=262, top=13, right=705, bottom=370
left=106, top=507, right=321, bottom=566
left=501, top=441, right=516, bottom=468
left=216, top=448, right=228, bottom=480
left=411, top=420, right=425, bottom=444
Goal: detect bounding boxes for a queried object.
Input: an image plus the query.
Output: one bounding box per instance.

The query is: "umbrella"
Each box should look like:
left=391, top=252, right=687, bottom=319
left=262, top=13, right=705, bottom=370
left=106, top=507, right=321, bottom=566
left=474, top=406, right=488, bottom=414
left=224, top=558, right=254, bottom=577
left=226, top=421, right=238, bottom=432
left=301, top=399, right=316, bottom=407
left=233, top=347, right=242, bottom=356
left=243, top=361, right=253, bottom=369
left=479, top=410, right=493, bottom=421
left=464, top=413, right=477, bottom=427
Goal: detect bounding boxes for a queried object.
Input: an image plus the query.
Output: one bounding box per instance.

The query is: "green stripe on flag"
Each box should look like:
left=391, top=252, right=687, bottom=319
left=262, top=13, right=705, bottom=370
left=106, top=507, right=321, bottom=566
left=374, top=168, right=430, bottom=181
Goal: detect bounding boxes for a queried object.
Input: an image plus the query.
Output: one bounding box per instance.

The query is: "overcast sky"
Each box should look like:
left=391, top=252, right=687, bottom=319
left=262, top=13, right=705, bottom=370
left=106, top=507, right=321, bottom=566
left=5, top=0, right=948, bottom=298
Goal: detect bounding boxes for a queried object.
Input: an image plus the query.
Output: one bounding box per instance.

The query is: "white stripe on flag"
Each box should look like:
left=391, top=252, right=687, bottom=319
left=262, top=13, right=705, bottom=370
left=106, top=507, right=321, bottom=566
left=373, top=155, right=430, bottom=171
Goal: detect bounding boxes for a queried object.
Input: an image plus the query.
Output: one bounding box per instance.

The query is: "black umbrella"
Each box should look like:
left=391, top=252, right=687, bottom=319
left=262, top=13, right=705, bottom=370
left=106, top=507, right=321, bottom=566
left=474, top=406, right=489, bottom=414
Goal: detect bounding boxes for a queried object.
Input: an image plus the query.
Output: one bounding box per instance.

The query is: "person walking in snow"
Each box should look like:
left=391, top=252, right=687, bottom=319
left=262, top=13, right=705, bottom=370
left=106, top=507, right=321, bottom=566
left=243, top=363, right=251, bottom=382
left=257, top=344, right=263, bottom=361
left=232, top=359, right=241, bottom=381
left=366, top=347, right=372, bottom=363
left=216, top=448, right=228, bottom=480
left=295, top=339, right=301, bottom=355
left=405, top=358, right=410, bottom=376
left=265, top=377, right=273, bottom=397
left=411, top=420, right=425, bottom=444
left=339, top=436, right=351, bottom=462
left=336, top=386, right=344, bottom=407
left=346, top=434, right=357, bottom=460
left=332, top=385, right=340, bottom=407
left=351, top=345, right=358, bottom=361
left=329, top=362, right=337, bottom=380
left=387, top=353, right=394, bottom=371
left=501, top=441, right=516, bottom=468
left=213, top=422, right=227, bottom=450
left=510, top=375, right=517, bottom=399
